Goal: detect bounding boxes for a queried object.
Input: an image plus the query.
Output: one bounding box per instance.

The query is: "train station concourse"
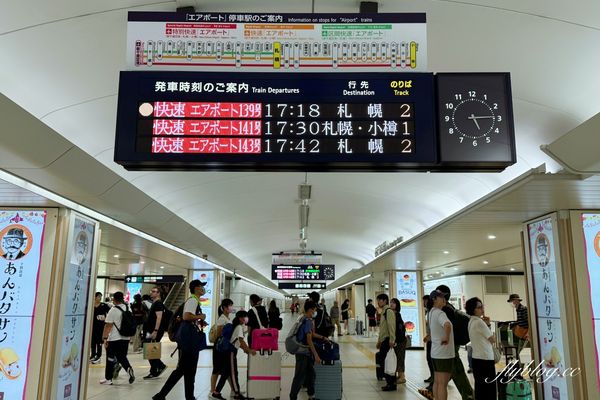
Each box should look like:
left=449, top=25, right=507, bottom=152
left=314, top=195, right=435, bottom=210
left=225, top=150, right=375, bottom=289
left=1, top=1, right=600, bottom=400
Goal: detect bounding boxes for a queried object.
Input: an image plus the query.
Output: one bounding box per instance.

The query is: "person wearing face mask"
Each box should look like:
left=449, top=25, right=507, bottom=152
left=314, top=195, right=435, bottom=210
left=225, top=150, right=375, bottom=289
left=213, top=311, right=256, bottom=400
left=152, top=280, right=207, bottom=400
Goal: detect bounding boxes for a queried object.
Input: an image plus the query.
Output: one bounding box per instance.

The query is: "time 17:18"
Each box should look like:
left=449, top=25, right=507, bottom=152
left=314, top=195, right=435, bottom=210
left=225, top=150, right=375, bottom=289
left=264, top=103, right=321, bottom=118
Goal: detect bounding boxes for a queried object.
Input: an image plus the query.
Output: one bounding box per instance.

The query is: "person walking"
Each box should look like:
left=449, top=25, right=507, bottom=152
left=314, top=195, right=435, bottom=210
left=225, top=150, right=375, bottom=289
left=130, top=293, right=146, bottom=353
left=143, top=286, right=167, bottom=379
left=330, top=300, right=342, bottom=337
left=366, top=299, right=378, bottom=337
left=214, top=310, right=256, bottom=400
left=100, top=292, right=135, bottom=385
left=376, top=294, right=397, bottom=392
left=210, top=299, right=234, bottom=399
left=152, top=280, right=207, bottom=400
left=466, top=297, right=497, bottom=400
left=268, top=300, right=282, bottom=330
left=289, top=300, right=324, bottom=400
left=90, top=292, right=110, bottom=364
left=390, top=298, right=407, bottom=384
left=508, top=294, right=529, bottom=357
left=429, top=289, right=455, bottom=400
left=341, top=299, right=350, bottom=335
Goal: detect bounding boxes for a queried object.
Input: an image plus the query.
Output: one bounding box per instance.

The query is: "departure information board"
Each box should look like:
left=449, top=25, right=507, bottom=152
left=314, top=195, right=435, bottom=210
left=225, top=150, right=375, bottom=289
left=115, top=71, right=515, bottom=171
left=272, top=264, right=335, bottom=281
left=279, top=282, right=327, bottom=290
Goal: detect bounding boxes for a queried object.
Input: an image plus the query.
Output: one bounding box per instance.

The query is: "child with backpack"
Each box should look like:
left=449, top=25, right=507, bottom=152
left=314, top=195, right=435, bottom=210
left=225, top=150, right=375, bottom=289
left=212, top=310, right=256, bottom=400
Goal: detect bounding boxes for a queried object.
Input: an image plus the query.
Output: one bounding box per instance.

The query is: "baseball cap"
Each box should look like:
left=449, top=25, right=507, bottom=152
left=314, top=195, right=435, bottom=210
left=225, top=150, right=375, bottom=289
left=429, top=289, right=445, bottom=300
left=189, top=279, right=207, bottom=292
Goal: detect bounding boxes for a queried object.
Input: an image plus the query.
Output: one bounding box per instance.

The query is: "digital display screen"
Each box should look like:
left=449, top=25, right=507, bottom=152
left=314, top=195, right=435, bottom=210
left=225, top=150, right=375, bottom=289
left=125, top=275, right=185, bottom=283
left=278, top=282, right=326, bottom=290
left=115, top=71, right=437, bottom=171
left=272, top=264, right=335, bottom=281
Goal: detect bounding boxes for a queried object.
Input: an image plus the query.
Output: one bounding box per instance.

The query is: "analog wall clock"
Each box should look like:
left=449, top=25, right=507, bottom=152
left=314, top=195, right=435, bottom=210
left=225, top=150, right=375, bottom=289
left=436, top=73, right=516, bottom=168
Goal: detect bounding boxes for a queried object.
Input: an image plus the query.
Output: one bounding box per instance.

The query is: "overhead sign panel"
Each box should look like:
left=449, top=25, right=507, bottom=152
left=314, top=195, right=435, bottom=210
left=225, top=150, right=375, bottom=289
left=278, top=282, right=326, bottom=290
left=114, top=71, right=515, bottom=171
left=126, top=12, right=427, bottom=72
left=272, top=264, right=335, bottom=281
left=125, top=275, right=185, bottom=283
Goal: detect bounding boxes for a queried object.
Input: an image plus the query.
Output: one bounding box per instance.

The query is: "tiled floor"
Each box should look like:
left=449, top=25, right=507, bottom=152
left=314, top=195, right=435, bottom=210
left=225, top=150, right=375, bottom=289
left=86, top=313, right=533, bottom=400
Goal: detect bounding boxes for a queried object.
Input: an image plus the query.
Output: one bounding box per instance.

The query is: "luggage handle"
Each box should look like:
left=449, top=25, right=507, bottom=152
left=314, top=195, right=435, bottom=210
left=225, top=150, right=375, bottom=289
left=259, top=332, right=274, bottom=338
left=259, top=349, right=274, bottom=356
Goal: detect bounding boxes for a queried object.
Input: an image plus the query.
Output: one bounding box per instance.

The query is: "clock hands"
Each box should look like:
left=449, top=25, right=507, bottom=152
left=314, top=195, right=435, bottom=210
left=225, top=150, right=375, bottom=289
left=468, top=114, right=494, bottom=130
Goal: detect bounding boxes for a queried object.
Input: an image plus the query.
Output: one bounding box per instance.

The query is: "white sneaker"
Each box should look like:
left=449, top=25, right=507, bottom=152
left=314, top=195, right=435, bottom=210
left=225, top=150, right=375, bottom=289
left=99, top=379, right=112, bottom=385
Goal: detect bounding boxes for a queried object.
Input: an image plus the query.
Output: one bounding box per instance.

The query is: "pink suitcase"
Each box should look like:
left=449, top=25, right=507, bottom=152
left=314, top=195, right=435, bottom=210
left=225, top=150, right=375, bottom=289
left=251, top=328, right=279, bottom=351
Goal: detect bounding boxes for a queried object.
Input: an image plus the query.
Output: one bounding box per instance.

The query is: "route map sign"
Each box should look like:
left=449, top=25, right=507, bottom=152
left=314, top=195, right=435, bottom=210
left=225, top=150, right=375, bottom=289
left=126, top=12, right=428, bottom=72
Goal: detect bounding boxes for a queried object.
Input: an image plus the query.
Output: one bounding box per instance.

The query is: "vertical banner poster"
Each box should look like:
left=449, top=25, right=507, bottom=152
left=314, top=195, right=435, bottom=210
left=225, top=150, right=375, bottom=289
left=125, top=282, right=143, bottom=303
left=193, top=270, right=214, bottom=341
left=396, top=271, right=422, bottom=345
left=581, top=213, right=600, bottom=390
left=55, top=215, right=97, bottom=400
left=527, top=217, right=570, bottom=399
left=0, top=210, right=47, bottom=400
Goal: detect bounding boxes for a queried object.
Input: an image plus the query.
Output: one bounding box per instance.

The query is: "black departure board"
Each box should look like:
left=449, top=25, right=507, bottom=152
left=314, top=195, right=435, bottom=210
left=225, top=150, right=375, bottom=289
left=278, top=282, right=327, bottom=290
left=272, top=264, right=335, bottom=281
left=114, top=71, right=516, bottom=171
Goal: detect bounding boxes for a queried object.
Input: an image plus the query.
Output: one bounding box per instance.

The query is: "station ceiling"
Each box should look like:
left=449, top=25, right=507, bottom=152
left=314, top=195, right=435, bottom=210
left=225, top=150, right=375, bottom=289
left=1, top=1, right=599, bottom=289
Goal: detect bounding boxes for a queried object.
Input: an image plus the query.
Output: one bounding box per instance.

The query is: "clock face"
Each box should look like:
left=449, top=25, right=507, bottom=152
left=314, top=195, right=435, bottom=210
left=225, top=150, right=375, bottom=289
left=437, top=73, right=516, bottom=167
left=323, top=265, right=335, bottom=280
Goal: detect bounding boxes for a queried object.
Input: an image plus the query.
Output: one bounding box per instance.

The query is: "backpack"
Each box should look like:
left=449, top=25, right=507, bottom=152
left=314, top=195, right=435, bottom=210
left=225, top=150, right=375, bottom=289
left=285, top=317, right=310, bottom=355
left=216, top=323, right=237, bottom=353
left=315, top=307, right=334, bottom=337
left=167, top=299, right=199, bottom=342
left=450, top=308, right=471, bottom=346
left=208, top=323, right=219, bottom=343
left=167, top=303, right=185, bottom=342
left=114, top=304, right=137, bottom=337
left=384, top=309, right=406, bottom=343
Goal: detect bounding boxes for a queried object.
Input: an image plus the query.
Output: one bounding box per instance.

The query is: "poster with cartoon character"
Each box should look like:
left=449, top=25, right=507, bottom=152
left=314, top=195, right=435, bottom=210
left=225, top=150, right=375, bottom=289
left=55, top=216, right=96, bottom=400
left=581, top=213, right=600, bottom=390
left=0, top=210, right=47, bottom=400
left=527, top=216, right=570, bottom=400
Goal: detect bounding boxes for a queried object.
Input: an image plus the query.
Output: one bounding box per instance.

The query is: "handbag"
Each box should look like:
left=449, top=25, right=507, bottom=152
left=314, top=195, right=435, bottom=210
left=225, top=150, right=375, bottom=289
left=493, top=346, right=502, bottom=363
left=177, top=321, right=208, bottom=352
left=384, top=348, right=397, bottom=375
left=513, top=325, right=529, bottom=340
left=143, top=341, right=162, bottom=360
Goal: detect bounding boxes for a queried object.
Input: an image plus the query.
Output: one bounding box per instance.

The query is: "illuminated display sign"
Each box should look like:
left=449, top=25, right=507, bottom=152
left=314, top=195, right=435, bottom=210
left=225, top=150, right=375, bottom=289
left=115, top=71, right=515, bottom=171
left=396, top=271, right=422, bottom=346
left=527, top=216, right=570, bottom=399
left=272, top=264, right=335, bottom=281
left=125, top=275, right=185, bottom=283
left=55, top=215, right=97, bottom=400
left=580, top=214, right=600, bottom=390
left=278, top=282, right=326, bottom=290
left=0, top=210, right=47, bottom=400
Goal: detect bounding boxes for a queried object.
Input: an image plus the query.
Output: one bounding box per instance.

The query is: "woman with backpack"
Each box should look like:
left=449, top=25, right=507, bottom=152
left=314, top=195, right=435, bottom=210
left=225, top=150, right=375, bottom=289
left=268, top=300, right=282, bottom=330
left=390, top=298, right=407, bottom=384
left=130, top=293, right=146, bottom=353
left=213, top=310, right=256, bottom=400
left=210, top=299, right=234, bottom=398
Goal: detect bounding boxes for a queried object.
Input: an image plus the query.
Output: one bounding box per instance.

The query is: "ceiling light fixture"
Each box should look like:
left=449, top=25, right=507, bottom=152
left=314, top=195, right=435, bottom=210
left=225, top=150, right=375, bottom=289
left=443, top=250, right=449, bottom=254
left=488, top=234, right=497, bottom=240
left=454, top=267, right=459, bottom=271
left=113, top=254, right=119, bottom=258
left=0, top=170, right=237, bottom=276
left=417, top=260, right=421, bottom=264
left=483, top=260, right=489, bottom=265
left=140, top=261, right=145, bottom=264
left=160, top=266, right=165, bottom=269
left=510, top=268, right=516, bottom=271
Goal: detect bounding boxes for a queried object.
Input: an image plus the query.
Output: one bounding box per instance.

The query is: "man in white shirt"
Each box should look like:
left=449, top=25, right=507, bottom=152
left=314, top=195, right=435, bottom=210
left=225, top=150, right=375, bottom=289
left=153, top=279, right=207, bottom=400
left=100, top=291, right=134, bottom=385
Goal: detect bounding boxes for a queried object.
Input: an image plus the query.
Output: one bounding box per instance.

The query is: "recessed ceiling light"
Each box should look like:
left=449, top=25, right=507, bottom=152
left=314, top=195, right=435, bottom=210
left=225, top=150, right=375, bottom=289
left=140, top=261, right=145, bottom=264
left=417, top=260, right=421, bottom=264
left=121, top=273, right=126, bottom=276
left=443, top=250, right=449, bottom=254
left=454, top=267, right=459, bottom=271
left=483, top=260, right=489, bottom=265
left=488, top=235, right=497, bottom=240
left=113, top=254, right=120, bottom=258
left=160, top=266, right=165, bottom=269
left=510, top=268, right=516, bottom=271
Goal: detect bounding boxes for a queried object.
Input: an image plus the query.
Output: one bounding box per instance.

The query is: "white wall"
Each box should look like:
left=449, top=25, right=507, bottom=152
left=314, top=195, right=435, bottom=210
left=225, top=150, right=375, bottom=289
left=353, top=284, right=367, bottom=326
left=228, top=278, right=284, bottom=312
left=425, top=274, right=526, bottom=322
